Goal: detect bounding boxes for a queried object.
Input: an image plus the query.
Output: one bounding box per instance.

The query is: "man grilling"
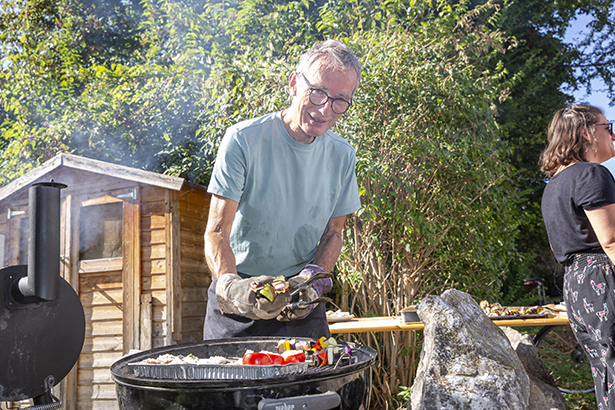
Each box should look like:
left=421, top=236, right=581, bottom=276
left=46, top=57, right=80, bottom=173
left=202, top=39, right=362, bottom=339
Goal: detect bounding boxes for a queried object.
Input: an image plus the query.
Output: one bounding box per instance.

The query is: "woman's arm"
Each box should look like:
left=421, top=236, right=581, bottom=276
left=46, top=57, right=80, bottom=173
left=585, top=202, right=615, bottom=263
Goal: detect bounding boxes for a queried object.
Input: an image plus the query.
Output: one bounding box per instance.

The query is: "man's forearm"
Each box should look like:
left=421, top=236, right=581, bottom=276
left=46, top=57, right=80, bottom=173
left=312, top=236, right=342, bottom=272
left=205, top=195, right=239, bottom=280
left=205, top=232, right=237, bottom=280
left=311, top=215, right=347, bottom=272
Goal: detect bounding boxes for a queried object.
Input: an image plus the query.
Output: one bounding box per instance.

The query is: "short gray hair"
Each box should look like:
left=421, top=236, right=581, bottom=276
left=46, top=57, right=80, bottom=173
left=296, top=40, right=361, bottom=88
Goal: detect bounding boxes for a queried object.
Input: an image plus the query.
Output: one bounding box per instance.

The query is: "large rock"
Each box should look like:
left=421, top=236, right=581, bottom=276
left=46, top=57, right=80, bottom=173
left=501, top=327, right=569, bottom=410
left=409, top=289, right=530, bottom=410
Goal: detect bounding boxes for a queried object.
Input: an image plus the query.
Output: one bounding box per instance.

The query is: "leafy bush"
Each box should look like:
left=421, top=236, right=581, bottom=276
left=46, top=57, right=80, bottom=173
left=318, top=1, right=522, bottom=406
left=0, top=0, right=529, bottom=407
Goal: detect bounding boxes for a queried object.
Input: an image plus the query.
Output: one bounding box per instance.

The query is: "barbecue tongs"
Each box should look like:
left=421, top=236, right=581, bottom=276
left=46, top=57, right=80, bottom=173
left=280, top=272, right=333, bottom=314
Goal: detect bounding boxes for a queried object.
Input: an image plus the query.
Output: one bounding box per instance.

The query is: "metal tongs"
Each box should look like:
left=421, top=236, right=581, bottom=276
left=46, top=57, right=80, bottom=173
left=282, top=272, right=334, bottom=311
left=285, top=296, right=333, bottom=310
left=289, top=272, right=334, bottom=296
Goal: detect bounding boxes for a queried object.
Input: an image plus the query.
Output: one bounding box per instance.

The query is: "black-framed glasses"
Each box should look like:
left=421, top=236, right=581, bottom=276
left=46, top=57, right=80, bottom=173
left=300, top=74, right=352, bottom=115
left=597, top=122, right=614, bottom=134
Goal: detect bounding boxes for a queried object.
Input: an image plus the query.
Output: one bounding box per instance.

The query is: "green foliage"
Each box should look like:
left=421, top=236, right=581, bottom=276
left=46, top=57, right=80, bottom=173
left=1, top=0, right=614, bottom=406
left=336, top=0, right=519, bottom=302
left=483, top=0, right=577, bottom=299
left=0, top=0, right=325, bottom=185
left=314, top=1, right=523, bottom=406
left=572, top=0, right=615, bottom=103
left=0, top=0, right=147, bottom=182
left=397, top=385, right=412, bottom=404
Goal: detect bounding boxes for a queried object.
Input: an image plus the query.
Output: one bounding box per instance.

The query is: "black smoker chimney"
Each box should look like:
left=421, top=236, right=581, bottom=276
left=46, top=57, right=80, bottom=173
left=16, top=181, right=66, bottom=301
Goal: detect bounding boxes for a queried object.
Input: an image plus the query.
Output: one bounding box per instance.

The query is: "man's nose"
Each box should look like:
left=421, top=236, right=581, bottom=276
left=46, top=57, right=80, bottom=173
left=316, top=98, right=334, bottom=116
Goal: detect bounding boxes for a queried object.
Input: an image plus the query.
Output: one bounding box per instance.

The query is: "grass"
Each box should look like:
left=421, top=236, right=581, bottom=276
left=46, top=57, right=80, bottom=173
left=563, top=393, right=598, bottom=410
left=521, top=326, right=597, bottom=410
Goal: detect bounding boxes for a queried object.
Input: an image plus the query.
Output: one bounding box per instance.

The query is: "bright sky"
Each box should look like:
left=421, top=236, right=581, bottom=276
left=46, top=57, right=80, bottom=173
left=564, top=14, right=615, bottom=122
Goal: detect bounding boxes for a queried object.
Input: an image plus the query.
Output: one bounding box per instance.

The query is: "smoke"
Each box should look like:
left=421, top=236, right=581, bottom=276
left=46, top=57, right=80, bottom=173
left=79, top=202, right=123, bottom=260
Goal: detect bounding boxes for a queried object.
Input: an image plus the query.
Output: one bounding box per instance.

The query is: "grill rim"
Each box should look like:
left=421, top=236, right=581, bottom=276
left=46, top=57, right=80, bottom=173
left=110, top=336, right=376, bottom=389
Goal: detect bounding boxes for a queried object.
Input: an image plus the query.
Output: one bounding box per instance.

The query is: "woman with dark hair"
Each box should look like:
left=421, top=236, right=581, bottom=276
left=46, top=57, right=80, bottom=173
left=541, top=104, right=615, bottom=407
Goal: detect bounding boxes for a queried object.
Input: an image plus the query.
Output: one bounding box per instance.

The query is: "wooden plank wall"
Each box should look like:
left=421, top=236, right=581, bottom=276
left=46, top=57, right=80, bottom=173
left=71, top=177, right=135, bottom=410
left=177, top=185, right=211, bottom=342
left=140, top=184, right=211, bottom=345
left=78, top=258, right=123, bottom=410
left=0, top=200, right=8, bottom=267
left=140, top=186, right=171, bottom=348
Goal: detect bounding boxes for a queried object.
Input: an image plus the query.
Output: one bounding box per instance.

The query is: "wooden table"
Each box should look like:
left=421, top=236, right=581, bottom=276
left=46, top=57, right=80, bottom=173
left=328, top=313, right=570, bottom=334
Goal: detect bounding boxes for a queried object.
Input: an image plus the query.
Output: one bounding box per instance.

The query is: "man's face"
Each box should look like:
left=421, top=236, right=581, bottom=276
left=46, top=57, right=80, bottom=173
left=287, top=59, right=358, bottom=141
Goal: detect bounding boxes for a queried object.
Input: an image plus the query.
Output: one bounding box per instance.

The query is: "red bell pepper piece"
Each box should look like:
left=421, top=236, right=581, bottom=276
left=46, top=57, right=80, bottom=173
left=266, top=353, right=285, bottom=365
left=242, top=352, right=273, bottom=365
left=315, top=349, right=328, bottom=367
left=282, top=350, right=306, bottom=364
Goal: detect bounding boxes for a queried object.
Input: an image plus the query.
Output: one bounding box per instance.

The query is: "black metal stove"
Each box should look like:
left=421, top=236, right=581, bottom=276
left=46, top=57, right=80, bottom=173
left=111, top=336, right=376, bottom=410
left=0, top=182, right=85, bottom=408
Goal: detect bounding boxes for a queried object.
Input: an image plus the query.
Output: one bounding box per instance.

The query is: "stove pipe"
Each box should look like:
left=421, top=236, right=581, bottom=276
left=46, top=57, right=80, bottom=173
left=17, top=181, right=67, bottom=301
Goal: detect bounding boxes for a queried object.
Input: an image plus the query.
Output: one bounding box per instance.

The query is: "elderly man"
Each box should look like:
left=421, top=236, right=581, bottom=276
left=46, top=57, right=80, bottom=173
left=203, top=39, right=362, bottom=340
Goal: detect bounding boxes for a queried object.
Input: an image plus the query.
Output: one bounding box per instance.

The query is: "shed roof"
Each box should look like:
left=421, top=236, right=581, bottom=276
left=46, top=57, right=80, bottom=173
left=0, top=153, right=185, bottom=202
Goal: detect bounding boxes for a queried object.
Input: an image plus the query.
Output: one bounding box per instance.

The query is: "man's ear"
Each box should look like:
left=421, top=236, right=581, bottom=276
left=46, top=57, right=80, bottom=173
left=288, top=71, right=298, bottom=97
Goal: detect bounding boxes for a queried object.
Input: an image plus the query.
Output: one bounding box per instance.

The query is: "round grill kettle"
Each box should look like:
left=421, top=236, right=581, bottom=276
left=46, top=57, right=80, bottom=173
left=0, top=182, right=85, bottom=408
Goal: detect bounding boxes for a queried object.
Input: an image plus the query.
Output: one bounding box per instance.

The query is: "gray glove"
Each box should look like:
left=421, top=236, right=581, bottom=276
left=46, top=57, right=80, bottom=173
left=215, top=273, right=291, bottom=320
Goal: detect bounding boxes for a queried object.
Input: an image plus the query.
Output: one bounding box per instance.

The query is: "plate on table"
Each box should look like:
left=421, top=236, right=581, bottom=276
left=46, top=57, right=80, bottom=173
left=489, top=313, right=549, bottom=320
left=326, top=311, right=355, bottom=323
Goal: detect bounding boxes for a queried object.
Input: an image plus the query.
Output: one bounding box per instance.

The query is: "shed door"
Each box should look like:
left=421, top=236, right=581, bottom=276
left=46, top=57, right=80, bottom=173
left=67, top=187, right=141, bottom=410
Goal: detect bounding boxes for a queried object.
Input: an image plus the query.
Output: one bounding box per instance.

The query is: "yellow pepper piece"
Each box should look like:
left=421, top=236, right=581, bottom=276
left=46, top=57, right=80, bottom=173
left=257, top=283, right=275, bottom=302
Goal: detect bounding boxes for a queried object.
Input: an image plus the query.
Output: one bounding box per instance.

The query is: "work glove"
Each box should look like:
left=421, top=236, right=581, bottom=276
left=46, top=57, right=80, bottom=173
left=277, top=264, right=333, bottom=321
left=216, top=273, right=291, bottom=320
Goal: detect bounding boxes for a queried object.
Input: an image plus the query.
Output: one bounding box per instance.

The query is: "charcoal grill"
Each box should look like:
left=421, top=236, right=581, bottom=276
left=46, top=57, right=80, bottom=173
left=110, top=336, right=376, bottom=410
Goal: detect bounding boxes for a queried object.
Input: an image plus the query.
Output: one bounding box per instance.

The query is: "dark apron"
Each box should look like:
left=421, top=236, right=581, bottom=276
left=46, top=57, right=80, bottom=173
left=203, top=273, right=331, bottom=340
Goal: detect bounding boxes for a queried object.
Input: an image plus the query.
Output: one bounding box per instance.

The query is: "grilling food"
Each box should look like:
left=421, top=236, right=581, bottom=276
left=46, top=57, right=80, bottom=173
left=241, top=350, right=306, bottom=365
left=281, top=350, right=306, bottom=364
left=215, top=274, right=291, bottom=320
left=250, top=276, right=289, bottom=302
left=242, top=352, right=283, bottom=365
left=139, top=354, right=230, bottom=365
left=137, top=337, right=351, bottom=369
left=112, top=337, right=377, bottom=409
left=479, top=300, right=545, bottom=317
left=278, top=336, right=351, bottom=367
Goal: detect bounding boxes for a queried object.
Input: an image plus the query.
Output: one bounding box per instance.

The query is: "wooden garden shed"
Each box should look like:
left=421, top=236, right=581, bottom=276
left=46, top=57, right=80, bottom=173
left=0, top=153, right=212, bottom=410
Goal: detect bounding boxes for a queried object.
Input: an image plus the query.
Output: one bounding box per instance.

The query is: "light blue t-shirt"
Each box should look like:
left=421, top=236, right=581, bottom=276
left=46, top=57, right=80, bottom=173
left=208, top=112, right=361, bottom=277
